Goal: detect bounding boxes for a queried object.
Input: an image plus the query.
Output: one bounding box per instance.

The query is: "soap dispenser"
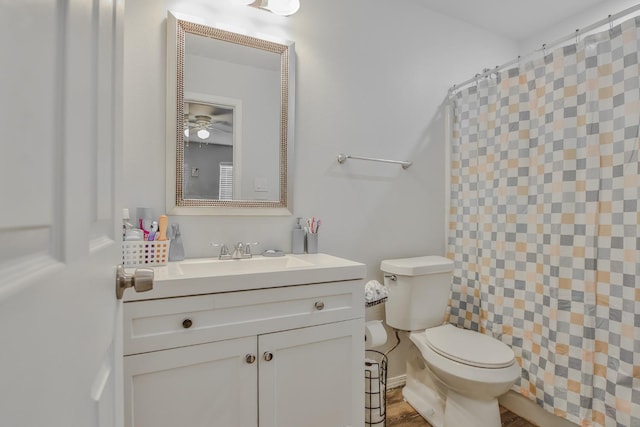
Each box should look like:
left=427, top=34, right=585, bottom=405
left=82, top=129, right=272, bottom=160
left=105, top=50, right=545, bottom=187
left=292, top=217, right=305, bottom=254
left=168, top=223, right=185, bottom=261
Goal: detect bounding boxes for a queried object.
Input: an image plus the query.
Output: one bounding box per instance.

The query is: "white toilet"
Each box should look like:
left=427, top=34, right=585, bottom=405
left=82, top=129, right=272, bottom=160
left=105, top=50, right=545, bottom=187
left=381, top=256, right=520, bottom=427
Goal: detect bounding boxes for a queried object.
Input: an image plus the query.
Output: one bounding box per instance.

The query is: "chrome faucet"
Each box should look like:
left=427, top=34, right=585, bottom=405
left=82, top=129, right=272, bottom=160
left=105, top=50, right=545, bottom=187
left=231, top=242, right=259, bottom=259
left=212, top=242, right=259, bottom=260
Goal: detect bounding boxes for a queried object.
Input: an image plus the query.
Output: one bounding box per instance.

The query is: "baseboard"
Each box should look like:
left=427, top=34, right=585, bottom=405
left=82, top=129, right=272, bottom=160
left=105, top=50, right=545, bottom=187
left=386, top=374, right=406, bottom=390
left=499, top=391, right=578, bottom=427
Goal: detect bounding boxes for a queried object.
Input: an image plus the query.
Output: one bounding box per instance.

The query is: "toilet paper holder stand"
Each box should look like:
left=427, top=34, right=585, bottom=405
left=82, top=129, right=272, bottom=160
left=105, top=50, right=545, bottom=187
left=365, top=350, right=388, bottom=426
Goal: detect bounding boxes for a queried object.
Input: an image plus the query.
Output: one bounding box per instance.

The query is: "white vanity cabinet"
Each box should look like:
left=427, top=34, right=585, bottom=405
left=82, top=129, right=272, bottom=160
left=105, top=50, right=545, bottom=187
left=124, top=336, right=258, bottom=427
left=123, top=275, right=364, bottom=427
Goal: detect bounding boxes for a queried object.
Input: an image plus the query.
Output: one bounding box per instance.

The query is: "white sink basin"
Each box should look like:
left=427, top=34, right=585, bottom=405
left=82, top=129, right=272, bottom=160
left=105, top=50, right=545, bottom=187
left=124, top=253, right=366, bottom=302
left=177, top=255, right=314, bottom=276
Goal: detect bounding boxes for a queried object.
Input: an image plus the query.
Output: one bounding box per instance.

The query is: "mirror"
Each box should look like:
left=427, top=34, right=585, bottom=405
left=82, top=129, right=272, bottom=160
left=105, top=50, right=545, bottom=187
left=166, top=11, right=294, bottom=215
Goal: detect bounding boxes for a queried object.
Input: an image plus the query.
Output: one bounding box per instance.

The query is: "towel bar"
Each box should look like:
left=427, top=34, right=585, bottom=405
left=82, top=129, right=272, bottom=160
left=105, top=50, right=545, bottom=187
left=337, top=153, right=412, bottom=169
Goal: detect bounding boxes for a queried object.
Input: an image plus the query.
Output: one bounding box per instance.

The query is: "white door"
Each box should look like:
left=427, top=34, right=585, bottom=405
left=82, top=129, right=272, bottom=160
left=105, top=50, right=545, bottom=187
left=258, top=320, right=365, bottom=427
left=123, top=337, right=258, bottom=427
left=0, top=1, right=124, bottom=427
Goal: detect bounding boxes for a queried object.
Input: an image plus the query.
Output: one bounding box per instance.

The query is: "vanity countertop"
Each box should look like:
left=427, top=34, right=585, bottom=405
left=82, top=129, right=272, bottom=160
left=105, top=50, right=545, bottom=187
left=123, top=253, right=366, bottom=301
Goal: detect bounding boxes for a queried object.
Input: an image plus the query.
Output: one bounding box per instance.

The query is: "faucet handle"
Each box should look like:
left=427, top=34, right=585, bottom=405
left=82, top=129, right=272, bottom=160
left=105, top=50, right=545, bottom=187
left=211, top=242, right=231, bottom=259
left=243, top=242, right=260, bottom=256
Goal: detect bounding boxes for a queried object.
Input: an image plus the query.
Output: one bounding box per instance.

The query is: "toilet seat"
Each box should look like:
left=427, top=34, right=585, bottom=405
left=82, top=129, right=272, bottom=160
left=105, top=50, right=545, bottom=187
left=424, top=324, right=515, bottom=369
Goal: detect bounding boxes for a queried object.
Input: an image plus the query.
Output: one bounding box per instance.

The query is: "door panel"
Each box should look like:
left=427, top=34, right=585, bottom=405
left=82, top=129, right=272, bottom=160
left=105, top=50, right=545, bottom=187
left=259, top=320, right=364, bottom=427
left=0, top=1, right=124, bottom=426
left=124, top=337, right=258, bottom=427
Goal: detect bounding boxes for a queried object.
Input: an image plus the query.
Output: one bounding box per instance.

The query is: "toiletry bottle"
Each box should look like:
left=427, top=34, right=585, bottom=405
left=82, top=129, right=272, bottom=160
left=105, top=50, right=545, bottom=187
left=136, top=207, right=153, bottom=241
left=158, top=215, right=168, bottom=241
left=122, top=208, right=133, bottom=239
left=292, top=217, right=305, bottom=254
left=148, top=221, right=158, bottom=241
left=168, top=223, right=185, bottom=261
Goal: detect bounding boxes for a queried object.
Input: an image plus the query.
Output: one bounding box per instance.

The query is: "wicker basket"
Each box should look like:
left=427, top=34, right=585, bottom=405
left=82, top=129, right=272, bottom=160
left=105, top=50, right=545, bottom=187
left=122, top=240, right=171, bottom=267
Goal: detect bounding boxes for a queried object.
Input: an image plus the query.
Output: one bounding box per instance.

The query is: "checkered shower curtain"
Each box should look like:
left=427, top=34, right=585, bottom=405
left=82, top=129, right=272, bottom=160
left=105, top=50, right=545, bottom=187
left=447, top=17, right=640, bottom=427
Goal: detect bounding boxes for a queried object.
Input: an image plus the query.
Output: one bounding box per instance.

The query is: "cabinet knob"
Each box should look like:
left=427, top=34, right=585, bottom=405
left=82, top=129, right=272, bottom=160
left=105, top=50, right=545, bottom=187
left=263, top=352, right=274, bottom=362
left=182, top=318, right=193, bottom=329
left=314, top=301, right=325, bottom=311
left=245, top=354, right=256, bottom=364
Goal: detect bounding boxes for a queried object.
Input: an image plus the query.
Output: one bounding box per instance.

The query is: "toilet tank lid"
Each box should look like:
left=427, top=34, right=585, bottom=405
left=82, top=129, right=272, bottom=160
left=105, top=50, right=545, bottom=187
left=380, top=256, right=453, bottom=276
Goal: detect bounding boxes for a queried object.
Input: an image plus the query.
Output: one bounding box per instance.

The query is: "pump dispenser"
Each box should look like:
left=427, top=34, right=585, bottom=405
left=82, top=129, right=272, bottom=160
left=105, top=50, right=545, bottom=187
left=292, top=217, right=305, bottom=254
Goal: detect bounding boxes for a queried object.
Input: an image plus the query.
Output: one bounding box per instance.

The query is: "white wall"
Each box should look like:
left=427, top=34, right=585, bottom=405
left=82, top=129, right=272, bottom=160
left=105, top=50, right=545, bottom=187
left=123, top=0, right=517, bottom=378
left=519, top=0, right=640, bottom=53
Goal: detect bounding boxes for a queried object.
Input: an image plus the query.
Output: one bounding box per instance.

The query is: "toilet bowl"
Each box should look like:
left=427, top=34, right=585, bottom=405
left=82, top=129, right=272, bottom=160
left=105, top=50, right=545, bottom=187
left=407, top=324, right=520, bottom=427
left=380, top=256, right=521, bottom=427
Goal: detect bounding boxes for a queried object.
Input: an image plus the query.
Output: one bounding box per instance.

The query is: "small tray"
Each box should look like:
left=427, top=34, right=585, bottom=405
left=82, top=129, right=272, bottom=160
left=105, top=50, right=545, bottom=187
left=262, top=249, right=285, bottom=257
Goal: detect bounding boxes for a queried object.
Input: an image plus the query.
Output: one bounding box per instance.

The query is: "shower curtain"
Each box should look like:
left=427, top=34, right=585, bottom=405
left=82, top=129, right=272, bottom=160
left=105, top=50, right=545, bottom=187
left=447, top=16, right=640, bottom=427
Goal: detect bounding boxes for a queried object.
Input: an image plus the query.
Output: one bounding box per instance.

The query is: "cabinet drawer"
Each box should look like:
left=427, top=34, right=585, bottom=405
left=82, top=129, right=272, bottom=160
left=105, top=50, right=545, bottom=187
left=123, top=280, right=363, bottom=355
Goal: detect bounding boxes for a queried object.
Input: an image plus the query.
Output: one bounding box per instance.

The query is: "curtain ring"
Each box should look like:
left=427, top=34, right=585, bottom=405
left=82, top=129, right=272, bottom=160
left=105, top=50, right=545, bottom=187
left=608, top=14, right=614, bottom=33
left=542, top=43, right=547, bottom=56
left=575, top=28, right=580, bottom=45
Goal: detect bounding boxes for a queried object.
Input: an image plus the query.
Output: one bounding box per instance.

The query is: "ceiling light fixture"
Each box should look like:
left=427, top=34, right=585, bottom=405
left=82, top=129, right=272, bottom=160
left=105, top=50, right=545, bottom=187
left=197, top=129, right=210, bottom=139
left=246, top=0, right=300, bottom=16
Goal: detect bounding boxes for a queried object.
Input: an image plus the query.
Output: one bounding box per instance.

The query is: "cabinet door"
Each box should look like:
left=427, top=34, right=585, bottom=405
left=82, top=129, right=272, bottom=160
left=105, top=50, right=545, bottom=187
left=259, top=319, right=364, bottom=427
left=124, top=337, right=257, bottom=427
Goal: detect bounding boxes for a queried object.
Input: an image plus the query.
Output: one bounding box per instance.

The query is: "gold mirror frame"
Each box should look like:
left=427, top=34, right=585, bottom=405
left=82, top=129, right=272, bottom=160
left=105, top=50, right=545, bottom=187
left=166, top=11, right=294, bottom=216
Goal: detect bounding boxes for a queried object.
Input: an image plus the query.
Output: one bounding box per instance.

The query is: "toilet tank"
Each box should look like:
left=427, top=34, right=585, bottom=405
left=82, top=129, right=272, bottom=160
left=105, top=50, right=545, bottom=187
left=380, top=256, right=454, bottom=331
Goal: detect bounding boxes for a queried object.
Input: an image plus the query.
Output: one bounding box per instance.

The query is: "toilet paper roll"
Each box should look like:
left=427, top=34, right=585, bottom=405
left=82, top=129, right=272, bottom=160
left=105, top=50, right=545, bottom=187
left=365, top=320, right=387, bottom=348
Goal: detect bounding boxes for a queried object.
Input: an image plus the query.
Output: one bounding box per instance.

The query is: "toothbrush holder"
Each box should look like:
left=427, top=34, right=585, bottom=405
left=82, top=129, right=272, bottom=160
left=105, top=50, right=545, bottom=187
left=306, top=233, right=318, bottom=254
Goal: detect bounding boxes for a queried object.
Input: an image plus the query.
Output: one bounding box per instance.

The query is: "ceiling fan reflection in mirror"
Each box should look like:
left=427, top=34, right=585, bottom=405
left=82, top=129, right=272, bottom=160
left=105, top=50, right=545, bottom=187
left=183, top=101, right=234, bottom=147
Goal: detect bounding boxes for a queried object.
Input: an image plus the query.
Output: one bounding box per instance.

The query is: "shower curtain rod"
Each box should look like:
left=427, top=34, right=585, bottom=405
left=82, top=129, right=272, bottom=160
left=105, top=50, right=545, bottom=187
left=449, top=3, right=640, bottom=93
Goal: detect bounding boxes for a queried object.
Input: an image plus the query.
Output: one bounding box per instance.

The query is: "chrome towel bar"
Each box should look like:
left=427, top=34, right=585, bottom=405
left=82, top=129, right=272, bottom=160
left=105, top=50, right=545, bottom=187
left=337, top=153, right=412, bottom=169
